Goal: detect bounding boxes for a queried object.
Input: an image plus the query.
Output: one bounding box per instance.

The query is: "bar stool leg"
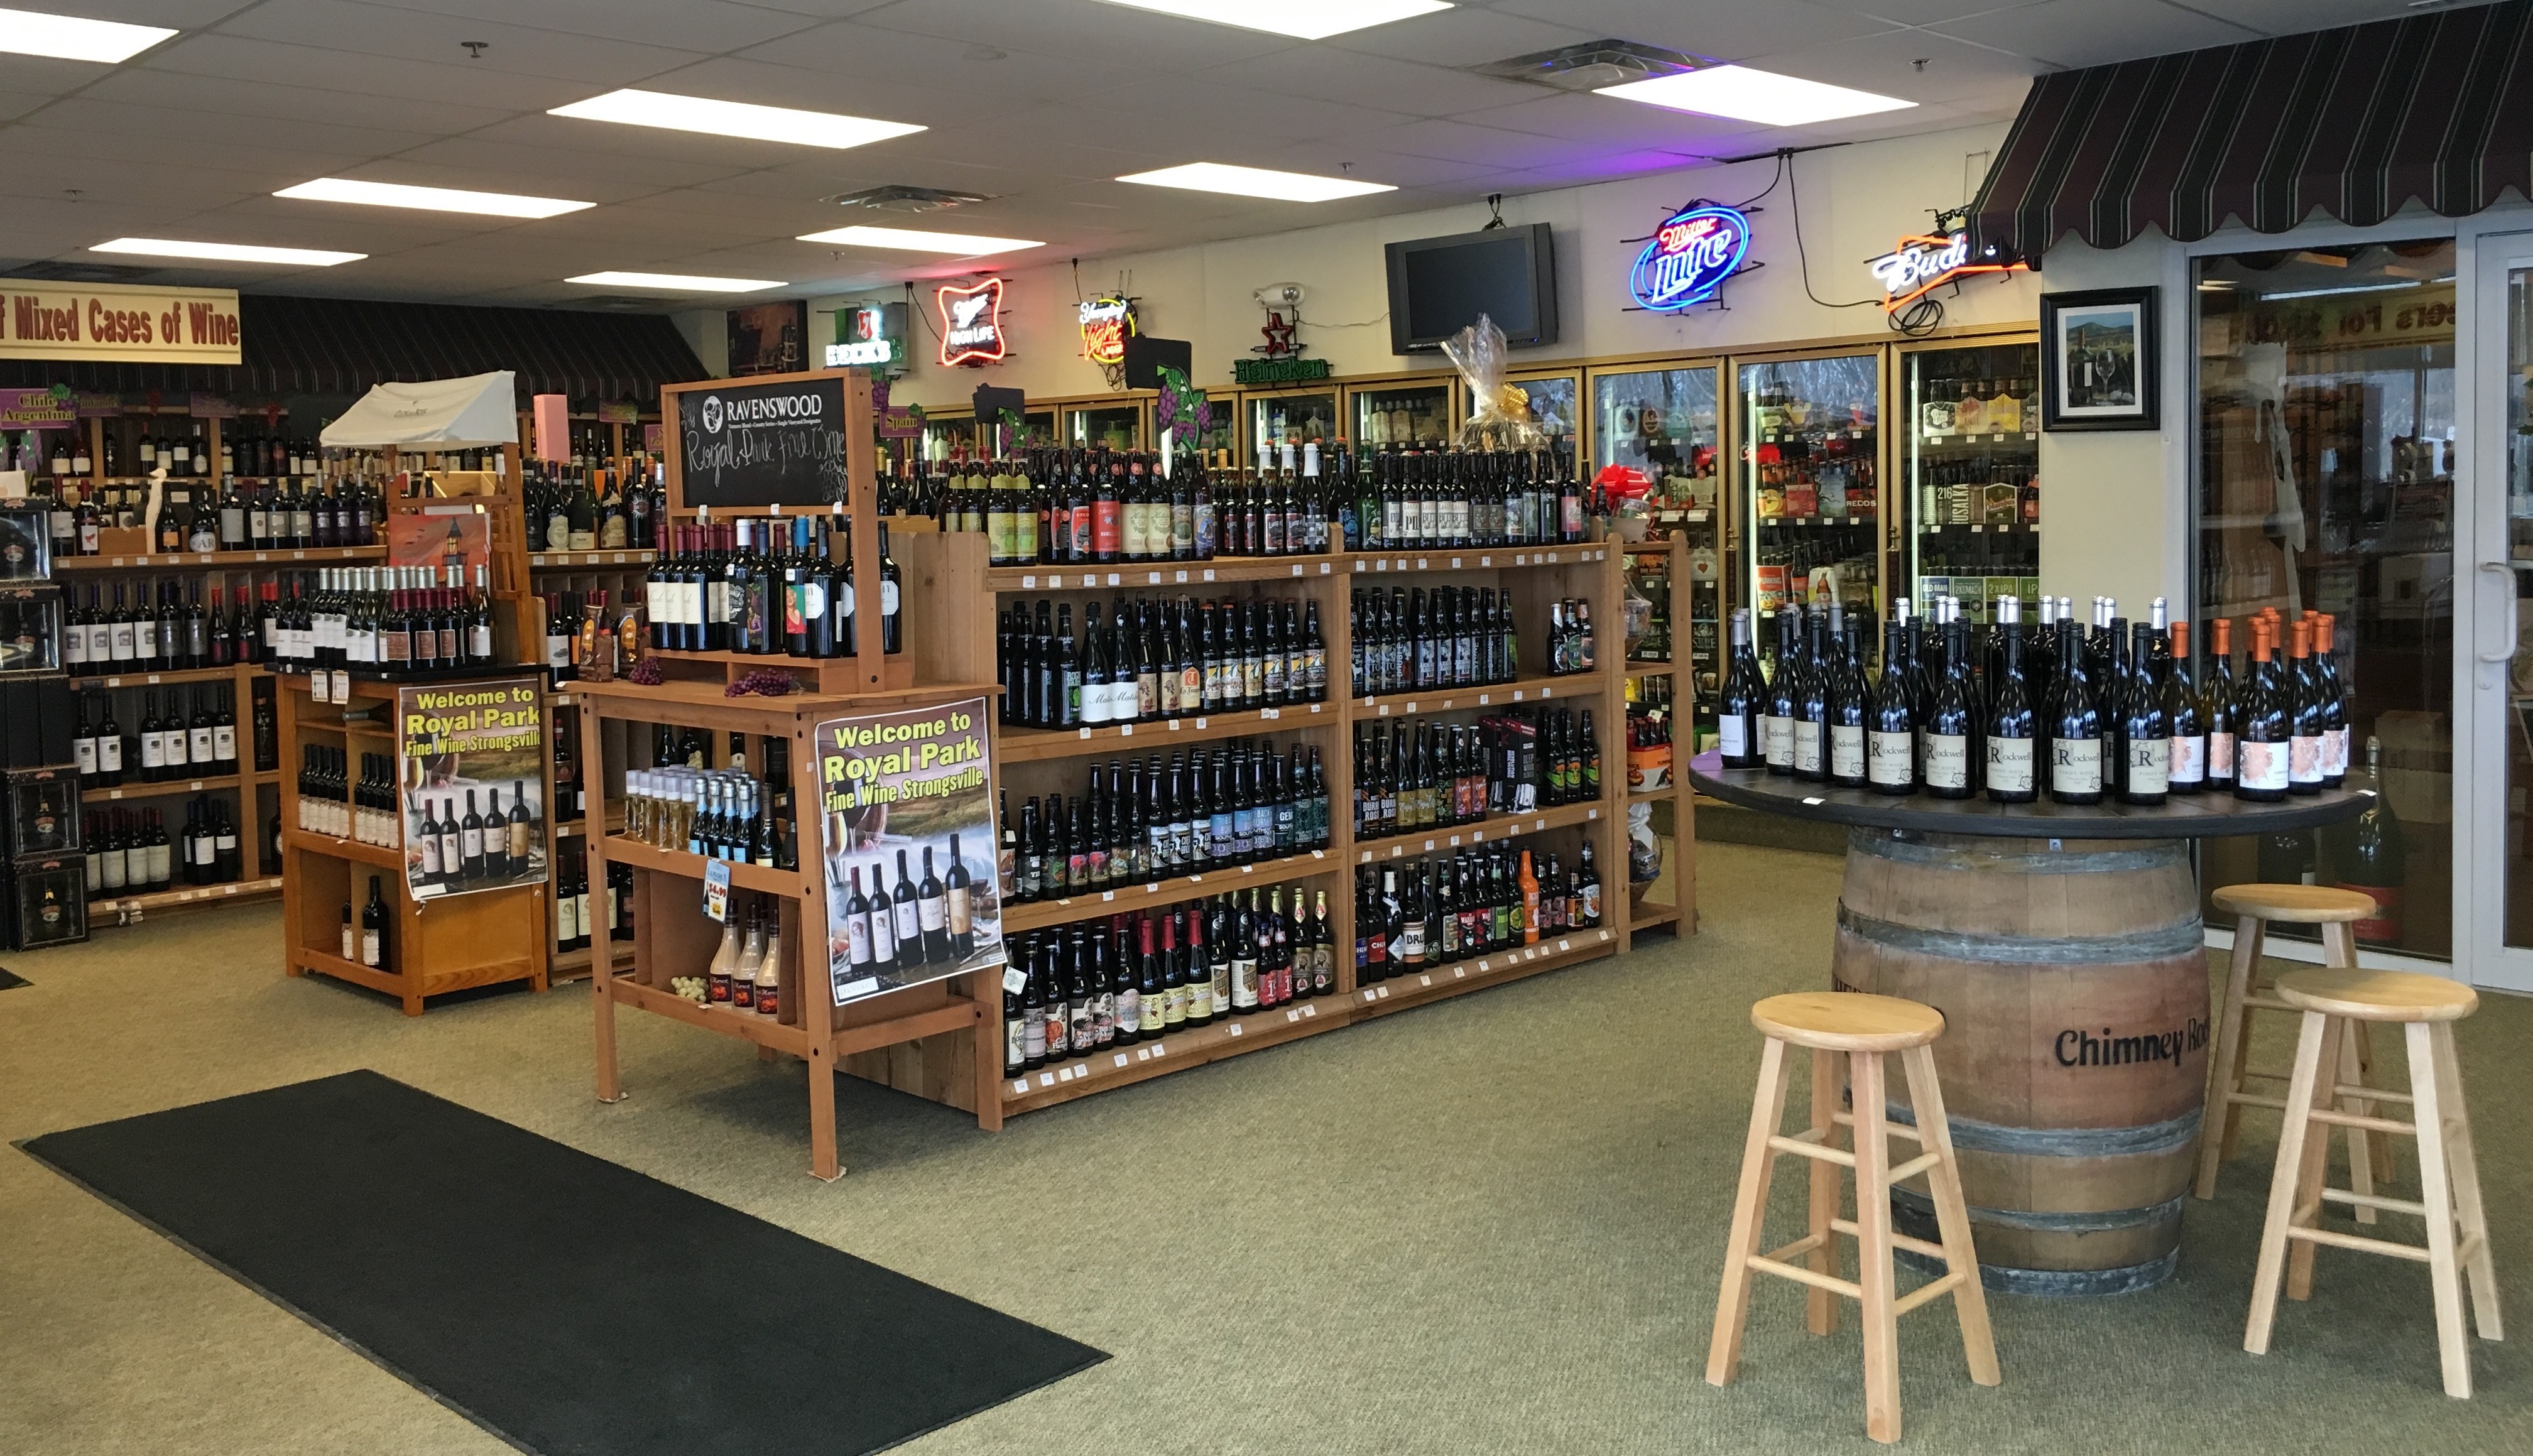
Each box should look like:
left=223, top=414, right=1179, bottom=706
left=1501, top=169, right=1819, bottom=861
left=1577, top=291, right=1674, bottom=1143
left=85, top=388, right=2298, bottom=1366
left=2405, top=1020, right=2473, bottom=1398
left=2336, top=1018, right=2378, bottom=1226
left=2325, top=922, right=2398, bottom=1183
left=1902, top=1043, right=2001, bottom=1388
left=1708, top=1037, right=1793, bottom=1388
left=2247, top=1009, right=2333, bottom=1355
left=2208, top=916, right=2269, bottom=1170
left=1806, top=1046, right=1842, bottom=1337
left=1852, top=1050, right=1902, bottom=1444
left=2429, top=1021, right=2502, bottom=1342
left=2198, top=913, right=2266, bottom=1198
left=2287, top=1015, right=2341, bottom=1303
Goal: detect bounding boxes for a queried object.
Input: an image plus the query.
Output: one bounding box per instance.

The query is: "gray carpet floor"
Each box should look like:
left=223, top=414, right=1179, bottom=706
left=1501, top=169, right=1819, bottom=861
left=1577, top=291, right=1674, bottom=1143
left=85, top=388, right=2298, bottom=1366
left=1, top=842, right=2527, bottom=1454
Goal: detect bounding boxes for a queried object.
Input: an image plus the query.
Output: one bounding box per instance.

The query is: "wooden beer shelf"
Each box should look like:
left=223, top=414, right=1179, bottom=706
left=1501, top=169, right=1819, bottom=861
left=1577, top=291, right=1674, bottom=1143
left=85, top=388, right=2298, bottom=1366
left=1344, top=544, right=1613, bottom=574
left=1352, top=671, right=1604, bottom=718
left=1352, top=927, right=1619, bottom=1020
left=529, top=550, right=655, bottom=570
left=1001, top=847, right=1344, bottom=934
left=69, top=663, right=261, bottom=690
left=88, top=770, right=255, bottom=802
left=997, top=700, right=1336, bottom=763
left=55, top=545, right=386, bottom=570
left=599, top=835, right=815, bottom=898
left=1000, top=992, right=1351, bottom=1115
left=281, top=827, right=405, bottom=871
left=986, top=552, right=1343, bottom=591
left=1351, top=798, right=1606, bottom=863
left=92, top=875, right=285, bottom=919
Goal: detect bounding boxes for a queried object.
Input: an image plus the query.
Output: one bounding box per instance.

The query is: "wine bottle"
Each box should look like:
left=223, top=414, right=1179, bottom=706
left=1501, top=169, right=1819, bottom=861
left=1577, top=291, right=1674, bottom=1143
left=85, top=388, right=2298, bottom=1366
left=2165, top=620, right=2205, bottom=794
left=2204, top=616, right=2237, bottom=793
left=2287, top=616, right=2324, bottom=796
left=2121, top=620, right=2169, bottom=805
left=2314, top=612, right=2349, bottom=788
left=1926, top=611, right=1973, bottom=799
left=1717, top=608, right=1763, bottom=769
left=1792, top=609, right=1828, bottom=783
left=1985, top=597, right=2036, bottom=803
left=1762, top=606, right=1799, bottom=775
left=2337, top=737, right=2405, bottom=943
left=1825, top=604, right=1867, bottom=788
left=1868, top=615, right=1916, bottom=795
left=2235, top=619, right=2289, bottom=802
left=2049, top=621, right=2102, bottom=804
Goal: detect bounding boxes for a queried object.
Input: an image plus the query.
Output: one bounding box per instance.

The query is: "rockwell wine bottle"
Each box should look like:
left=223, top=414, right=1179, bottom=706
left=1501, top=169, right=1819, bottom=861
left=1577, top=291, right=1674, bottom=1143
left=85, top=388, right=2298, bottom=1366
left=1717, top=608, right=1763, bottom=769
left=2049, top=622, right=2102, bottom=804
left=1868, top=616, right=1915, bottom=795
left=1985, top=597, right=2036, bottom=803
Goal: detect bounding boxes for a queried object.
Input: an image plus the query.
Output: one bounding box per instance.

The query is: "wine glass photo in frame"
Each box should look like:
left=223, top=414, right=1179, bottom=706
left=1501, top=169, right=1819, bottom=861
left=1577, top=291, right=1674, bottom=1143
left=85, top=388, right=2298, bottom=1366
left=2041, top=287, right=2159, bottom=432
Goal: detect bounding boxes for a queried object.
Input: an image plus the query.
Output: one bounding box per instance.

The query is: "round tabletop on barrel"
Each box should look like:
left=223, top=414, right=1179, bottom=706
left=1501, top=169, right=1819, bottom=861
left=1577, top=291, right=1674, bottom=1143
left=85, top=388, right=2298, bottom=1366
left=1689, top=763, right=2371, bottom=840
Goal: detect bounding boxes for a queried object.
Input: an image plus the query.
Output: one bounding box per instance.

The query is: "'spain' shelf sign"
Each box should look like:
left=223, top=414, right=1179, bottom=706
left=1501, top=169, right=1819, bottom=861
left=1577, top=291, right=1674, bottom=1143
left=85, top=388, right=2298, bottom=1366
left=937, top=278, right=1008, bottom=367
left=1629, top=204, right=1750, bottom=313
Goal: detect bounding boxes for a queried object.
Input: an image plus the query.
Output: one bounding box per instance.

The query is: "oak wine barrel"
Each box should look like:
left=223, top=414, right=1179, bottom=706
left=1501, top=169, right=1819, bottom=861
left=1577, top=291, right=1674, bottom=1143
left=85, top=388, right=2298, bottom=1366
left=1831, top=829, right=2207, bottom=1295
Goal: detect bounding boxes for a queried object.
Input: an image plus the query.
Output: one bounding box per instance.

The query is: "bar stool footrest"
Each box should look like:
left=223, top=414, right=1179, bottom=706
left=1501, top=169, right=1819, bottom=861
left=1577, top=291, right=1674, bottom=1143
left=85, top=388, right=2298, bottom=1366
left=1831, top=1215, right=1947, bottom=1261
left=1892, top=1271, right=1967, bottom=1317
left=2284, top=1225, right=2433, bottom=1263
left=1746, top=1254, right=1865, bottom=1300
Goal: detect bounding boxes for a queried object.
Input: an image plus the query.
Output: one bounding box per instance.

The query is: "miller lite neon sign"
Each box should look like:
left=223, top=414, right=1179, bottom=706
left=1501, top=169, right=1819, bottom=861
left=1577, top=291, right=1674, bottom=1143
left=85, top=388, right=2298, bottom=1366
left=937, top=278, right=1008, bottom=367
left=1868, top=231, right=2027, bottom=312
left=1629, top=204, right=1750, bottom=313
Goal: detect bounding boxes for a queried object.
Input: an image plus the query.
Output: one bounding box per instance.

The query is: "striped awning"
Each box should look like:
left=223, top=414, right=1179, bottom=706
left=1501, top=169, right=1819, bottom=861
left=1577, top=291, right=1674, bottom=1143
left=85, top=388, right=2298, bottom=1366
left=0, top=294, right=705, bottom=408
left=1968, top=0, right=2533, bottom=261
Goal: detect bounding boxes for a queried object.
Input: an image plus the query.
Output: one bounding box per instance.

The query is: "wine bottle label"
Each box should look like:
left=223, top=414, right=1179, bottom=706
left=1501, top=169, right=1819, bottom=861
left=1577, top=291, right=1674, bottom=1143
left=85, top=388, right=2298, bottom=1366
left=140, top=734, right=165, bottom=769
left=215, top=726, right=236, bottom=761
left=101, top=737, right=121, bottom=771
left=1712, top=719, right=1753, bottom=764
left=1986, top=737, right=2035, bottom=793
left=2169, top=734, right=2205, bottom=785
left=1868, top=730, right=1914, bottom=786
left=2324, top=726, right=2350, bottom=779
left=2051, top=739, right=2101, bottom=795
left=2128, top=738, right=2171, bottom=795
left=1834, top=724, right=1874, bottom=780
left=2290, top=734, right=2323, bottom=785
left=1924, top=734, right=1968, bottom=789
left=1792, top=722, right=1822, bottom=776
left=362, top=930, right=381, bottom=967
left=2208, top=731, right=2237, bottom=779
left=75, top=737, right=96, bottom=774
left=2238, top=739, right=2289, bottom=791
left=918, top=893, right=947, bottom=933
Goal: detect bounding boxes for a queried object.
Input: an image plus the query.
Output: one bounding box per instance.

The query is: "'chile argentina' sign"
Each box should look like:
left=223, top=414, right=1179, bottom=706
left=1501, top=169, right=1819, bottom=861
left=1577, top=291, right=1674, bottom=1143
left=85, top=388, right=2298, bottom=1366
left=1628, top=204, right=1751, bottom=313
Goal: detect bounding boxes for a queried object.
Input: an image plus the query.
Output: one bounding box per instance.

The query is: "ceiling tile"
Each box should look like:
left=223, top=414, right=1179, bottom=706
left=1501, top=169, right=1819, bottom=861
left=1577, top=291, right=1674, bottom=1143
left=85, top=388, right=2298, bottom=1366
left=79, top=69, right=521, bottom=136
left=137, top=33, right=595, bottom=111
left=633, top=55, right=1042, bottom=129
left=854, top=0, right=1304, bottom=71
left=2179, top=1, right=2436, bottom=39
left=1451, top=91, right=1756, bottom=151
left=356, top=0, right=823, bottom=53
left=208, top=0, right=711, bottom=86
left=17, top=96, right=435, bottom=156
left=1236, top=145, right=1506, bottom=192
left=1927, top=0, right=2260, bottom=67
left=1323, top=7, right=1603, bottom=67
left=1351, top=117, right=1659, bottom=172
left=1736, top=27, right=2044, bottom=109
left=1063, top=77, right=1420, bottom=144
left=1486, top=0, right=1901, bottom=61
left=1191, top=45, right=1542, bottom=119
left=378, top=134, right=758, bottom=193
left=1804, top=1, right=2039, bottom=24
left=729, top=19, right=1138, bottom=101
left=0, top=53, right=123, bottom=99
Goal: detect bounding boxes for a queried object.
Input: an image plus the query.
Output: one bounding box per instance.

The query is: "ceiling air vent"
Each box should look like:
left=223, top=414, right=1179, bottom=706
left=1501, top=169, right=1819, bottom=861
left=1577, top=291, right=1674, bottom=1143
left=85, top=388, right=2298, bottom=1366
left=820, top=185, right=994, bottom=214
left=4, top=260, right=158, bottom=283
left=1470, top=39, right=1701, bottom=93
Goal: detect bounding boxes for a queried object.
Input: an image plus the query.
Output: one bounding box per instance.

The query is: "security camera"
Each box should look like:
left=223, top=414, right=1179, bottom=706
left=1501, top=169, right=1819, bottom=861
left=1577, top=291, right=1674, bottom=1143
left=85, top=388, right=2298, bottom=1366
left=1255, top=283, right=1304, bottom=308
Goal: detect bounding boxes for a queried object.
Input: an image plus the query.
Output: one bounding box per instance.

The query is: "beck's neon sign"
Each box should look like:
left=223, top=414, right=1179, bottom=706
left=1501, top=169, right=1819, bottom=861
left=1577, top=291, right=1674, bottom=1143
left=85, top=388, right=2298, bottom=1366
left=1630, top=204, right=1750, bottom=312
left=1868, top=231, right=2027, bottom=312
left=937, top=278, right=1008, bottom=366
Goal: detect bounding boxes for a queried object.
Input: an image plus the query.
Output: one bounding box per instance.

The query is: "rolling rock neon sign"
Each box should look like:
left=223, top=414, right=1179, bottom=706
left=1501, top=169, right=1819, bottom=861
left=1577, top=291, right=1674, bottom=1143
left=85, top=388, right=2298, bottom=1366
left=1868, top=231, right=2027, bottom=312
left=1628, top=204, right=1753, bottom=312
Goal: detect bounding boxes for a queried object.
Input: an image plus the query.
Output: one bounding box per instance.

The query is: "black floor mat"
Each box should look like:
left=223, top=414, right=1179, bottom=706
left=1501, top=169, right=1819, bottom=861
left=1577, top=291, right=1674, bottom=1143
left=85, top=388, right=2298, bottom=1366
left=19, top=1070, right=1104, bottom=1456
left=0, top=966, right=26, bottom=989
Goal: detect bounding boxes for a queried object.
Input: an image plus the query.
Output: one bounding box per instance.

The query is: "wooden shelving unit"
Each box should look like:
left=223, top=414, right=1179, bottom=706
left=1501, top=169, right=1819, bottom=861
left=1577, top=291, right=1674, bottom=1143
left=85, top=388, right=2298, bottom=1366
left=918, top=527, right=1689, bottom=1124
left=1621, top=534, right=1697, bottom=938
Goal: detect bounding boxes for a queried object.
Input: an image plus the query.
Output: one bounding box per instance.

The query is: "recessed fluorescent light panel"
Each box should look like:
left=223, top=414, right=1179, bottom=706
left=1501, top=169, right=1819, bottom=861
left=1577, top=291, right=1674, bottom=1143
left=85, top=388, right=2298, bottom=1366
left=274, top=178, right=593, bottom=219
left=0, top=6, right=175, bottom=63
left=548, top=90, right=925, bottom=150
left=1597, top=65, right=1915, bottom=127
left=1092, top=0, right=1451, bottom=40
left=90, top=238, right=364, bottom=266
left=567, top=271, right=783, bottom=293
left=1116, top=162, right=1393, bottom=202
left=796, top=225, right=1042, bottom=256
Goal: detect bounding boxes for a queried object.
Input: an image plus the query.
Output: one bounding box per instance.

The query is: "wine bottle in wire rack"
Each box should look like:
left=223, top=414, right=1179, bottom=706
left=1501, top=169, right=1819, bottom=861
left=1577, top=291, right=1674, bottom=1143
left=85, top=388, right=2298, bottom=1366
left=2049, top=619, right=2102, bottom=805
left=1867, top=614, right=1915, bottom=795
left=1716, top=608, right=1763, bottom=769
left=1763, top=606, right=1800, bottom=776
left=1986, top=595, right=2037, bottom=803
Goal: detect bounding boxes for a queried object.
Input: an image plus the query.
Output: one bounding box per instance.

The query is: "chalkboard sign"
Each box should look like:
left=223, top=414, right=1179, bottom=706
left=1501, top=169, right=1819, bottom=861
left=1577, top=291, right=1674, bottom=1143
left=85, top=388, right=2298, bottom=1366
left=675, top=375, right=849, bottom=508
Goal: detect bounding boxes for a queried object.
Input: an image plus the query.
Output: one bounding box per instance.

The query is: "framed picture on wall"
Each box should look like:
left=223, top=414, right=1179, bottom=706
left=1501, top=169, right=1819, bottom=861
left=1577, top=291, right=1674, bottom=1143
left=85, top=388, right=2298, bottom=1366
left=2040, top=288, right=2158, bottom=431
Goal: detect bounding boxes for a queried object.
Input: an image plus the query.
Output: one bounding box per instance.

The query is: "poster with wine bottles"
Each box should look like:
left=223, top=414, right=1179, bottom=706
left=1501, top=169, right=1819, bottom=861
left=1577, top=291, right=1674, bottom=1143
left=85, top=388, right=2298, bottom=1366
left=396, top=677, right=547, bottom=900
left=816, top=694, right=1003, bottom=1006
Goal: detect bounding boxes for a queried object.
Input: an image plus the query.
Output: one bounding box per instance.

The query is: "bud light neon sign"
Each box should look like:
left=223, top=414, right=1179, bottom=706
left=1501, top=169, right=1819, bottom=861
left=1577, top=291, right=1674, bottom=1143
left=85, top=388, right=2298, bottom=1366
left=1630, top=204, right=1750, bottom=312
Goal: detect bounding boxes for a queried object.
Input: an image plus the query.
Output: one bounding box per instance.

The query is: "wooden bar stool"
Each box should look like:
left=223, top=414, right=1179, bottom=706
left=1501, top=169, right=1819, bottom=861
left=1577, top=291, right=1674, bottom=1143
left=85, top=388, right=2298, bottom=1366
left=2198, top=884, right=2394, bottom=1221
left=1708, top=992, right=2000, bottom=1443
left=2245, top=967, right=2502, bottom=1398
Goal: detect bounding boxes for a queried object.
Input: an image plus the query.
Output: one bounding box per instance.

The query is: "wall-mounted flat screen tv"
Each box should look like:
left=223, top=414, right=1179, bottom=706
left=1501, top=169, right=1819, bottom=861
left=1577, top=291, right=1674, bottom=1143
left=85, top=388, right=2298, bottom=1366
left=1384, top=223, right=1558, bottom=354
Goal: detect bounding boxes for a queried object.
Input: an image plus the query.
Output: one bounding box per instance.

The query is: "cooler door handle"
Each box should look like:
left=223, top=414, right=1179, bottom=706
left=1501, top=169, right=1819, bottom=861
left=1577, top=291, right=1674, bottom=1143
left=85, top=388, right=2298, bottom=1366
left=2477, top=561, right=2520, bottom=664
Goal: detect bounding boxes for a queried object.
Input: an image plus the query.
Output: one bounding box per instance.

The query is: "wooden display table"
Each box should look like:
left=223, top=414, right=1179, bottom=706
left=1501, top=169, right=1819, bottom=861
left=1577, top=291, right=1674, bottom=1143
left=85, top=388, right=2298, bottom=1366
left=574, top=676, right=999, bottom=1181
left=1691, top=763, right=2368, bottom=1295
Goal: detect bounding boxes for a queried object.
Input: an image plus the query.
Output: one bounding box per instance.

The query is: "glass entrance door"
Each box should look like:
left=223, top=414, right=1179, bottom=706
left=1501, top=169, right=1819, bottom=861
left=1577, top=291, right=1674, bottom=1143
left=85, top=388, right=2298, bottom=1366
left=2193, top=241, right=2456, bottom=962
left=2467, top=236, right=2533, bottom=991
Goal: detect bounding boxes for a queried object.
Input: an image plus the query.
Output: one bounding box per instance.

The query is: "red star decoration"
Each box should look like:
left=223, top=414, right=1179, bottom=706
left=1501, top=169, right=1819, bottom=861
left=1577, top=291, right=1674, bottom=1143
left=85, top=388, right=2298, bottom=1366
left=1258, top=309, right=1297, bottom=358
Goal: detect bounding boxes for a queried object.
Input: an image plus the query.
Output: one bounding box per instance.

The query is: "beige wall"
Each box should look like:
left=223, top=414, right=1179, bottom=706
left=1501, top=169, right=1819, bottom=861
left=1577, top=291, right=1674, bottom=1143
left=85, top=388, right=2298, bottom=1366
left=684, top=121, right=2037, bottom=406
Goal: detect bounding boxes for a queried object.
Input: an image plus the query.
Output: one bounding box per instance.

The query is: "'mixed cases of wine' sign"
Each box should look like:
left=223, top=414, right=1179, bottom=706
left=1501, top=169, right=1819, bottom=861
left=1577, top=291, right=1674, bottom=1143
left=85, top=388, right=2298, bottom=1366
left=816, top=694, right=1006, bottom=1008
left=0, top=281, right=242, bottom=364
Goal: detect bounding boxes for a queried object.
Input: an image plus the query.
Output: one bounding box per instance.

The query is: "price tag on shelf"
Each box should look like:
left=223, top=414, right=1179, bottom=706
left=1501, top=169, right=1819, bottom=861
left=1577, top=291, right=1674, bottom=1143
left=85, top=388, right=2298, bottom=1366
left=1013, top=1080, right=1030, bottom=1095
left=1481, top=556, right=1494, bottom=567
left=1202, top=569, right=1216, bottom=582
left=1419, top=975, right=1432, bottom=987
left=703, top=860, right=731, bottom=923
left=1176, top=570, right=1189, bottom=584
left=1119, top=723, right=1133, bottom=736
left=1114, top=1053, right=1129, bottom=1068
left=1228, top=1023, right=1243, bottom=1036
left=1021, top=575, right=1037, bottom=589
left=1302, top=1003, right=1316, bottom=1017
left=1375, top=558, right=1388, bottom=572
left=1106, top=573, right=1121, bottom=586
left=1319, top=562, right=1331, bottom=575
left=1290, top=564, right=1303, bottom=577
left=1287, top=1009, right=1300, bottom=1023
left=1148, top=572, right=1162, bottom=585
left=1452, top=967, right=1465, bottom=979
left=1451, top=557, right=1463, bottom=569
